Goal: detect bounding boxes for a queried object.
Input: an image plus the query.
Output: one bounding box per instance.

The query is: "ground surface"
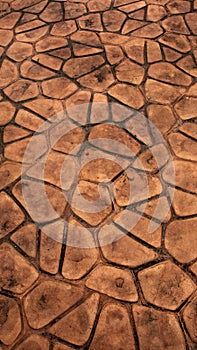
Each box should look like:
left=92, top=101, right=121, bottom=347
left=0, top=0, right=197, bottom=349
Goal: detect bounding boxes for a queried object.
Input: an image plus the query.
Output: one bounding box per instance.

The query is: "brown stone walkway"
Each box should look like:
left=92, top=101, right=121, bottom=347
left=0, top=0, right=197, bottom=349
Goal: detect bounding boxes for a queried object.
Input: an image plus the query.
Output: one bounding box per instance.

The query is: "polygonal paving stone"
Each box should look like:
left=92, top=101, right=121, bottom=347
left=168, top=132, right=197, bottom=161
left=159, top=33, right=191, bottom=52
left=145, top=79, right=185, bottom=104
left=177, top=55, right=197, bottom=77
left=148, top=62, right=192, bottom=86
left=11, top=223, right=37, bottom=258
left=23, top=97, right=63, bottom=119
left=71, top=30, right=101, bottom=47
left=24, top=280, right=84, bottom=329
left=162, top=159, right=197, bottom=194
left=15, top=108, right=47, bottom=131
left=0, top=295, right=21, bottom=345
left=88, top=0, right=111, bottom=12
left=165, top=218, right=197, bottom=263
left=163, top=47, right=182, bottom=62
left=99, top=32, right=129, bottom=45
left=105, top=44, right=124, bottom=64
left=78, top=13, right=103, bottom=31
left=102, top=10, right=126, bottom=32
left=6, top=42, right=33, bottom=61
left=185, top=13, right=197, bottom=35
left=0, top=12, right=20, bottom=29
left=39, top=2, right=62, bottom=22
left=63, top=55, right=105, bottom=78
left=0, top=59, right=18, bottom=88
left=32, top=54, right=62, bottom=70
left=175, top=96, right=197, bottom=120
left=179, top=122, right=197, bottom=139
left=118, top=1, right=146, bottom=13
left=42, top=77, right=78, bottom=99
left=0, top=29, right=13, bottom=46
left=16, top=26, right=48, bottom=42
left=0, top=191, right=24, bottom=238
left=147, top=104, right=176, bottom=134
left=85, top=264, right=138, bottom=302
left=99, top=224, right=158, bottom=267
left=147, top=4, right=167, bottom=21
left=73, top=43, right=103, bottom=56
left=183, top=292, right=197, bottom=343
left=108, top=83, right=145, bottom=108
left=0, top=161, right=21, bottom=190
left=0, top=242, right=39, bottom=293
left=138, top=260, right=196, bottom=310
left=115, top=59, right=145, bottom=84
left=130, top=23, right=163, bottom=38
left=11, top=0, right=42, bottom=11
left=15, top=19, right=45, bottom=33
left=51, top=20, right=77, bottom=36
left=64, top=2, right=87, bottom=19
left=50, top=293, right=100, bottom=346
left=89, top=303, right=136, bottom=350
left=63, top=90, right=91, bottom=124
left=4, top=79, right=39, bottom=101
left=133, top=304, right=186, bottom=350
left=20, top=60, right=55, bottom=80
left=0, top=101, right=15, bottom=125
left=78, top=65, right=115, bottom=92
left=62, top=223, right=98, bottom=279
left=147, top=40, right=162, bottom=63
left=15, top=334, right=49, bottom=350
left=167, top=0, right=191, bottom=14
left=39, top=232, right=62, bottom=274
left=35, top=36, right=68, bottom=52
left=122, top=38, right=145, bottom=64
left=162, top=15, right=190, bottom=34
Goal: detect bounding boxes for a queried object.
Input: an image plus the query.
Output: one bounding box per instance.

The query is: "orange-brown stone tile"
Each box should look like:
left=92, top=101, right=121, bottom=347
left=15, top=335, right=49, bottom=350
left=39, top=2, right=62, bottom=22
left=40, top=232, right=62, bottom=274
left=20, top=60, right=55, bottom=80
left=147, top=4, right=166, bottom=21
left=73, top=43, right=103, bottom=56
left=103, top=10, right=126, bottom=32
left=85, top=264, right=138, bottom=302
left=183, top=292, right=197, bottom=343
left=0, top=161, right=21, bottom=189
left=163, top=47, right=182, bottom=62
left=71, top=29, right=101, bottom=46
left=0, top=12, right=20, bottom=29
left=115, top=58, right=145, bottom=84
left=179, top=122, right=197, bottom=139
left=165, top=218, right=197, bottom=263
left=0, top=191, right=24, bottom=238
left=89, top=303, right=136, bottom=350
left=162, top=15, right=190, bottom=34
left=42, top=77, right=78, bottom=99
left=0, top=101, right=15, bottom=125
left=159, top=33, right=191, bottom=52
left=15, top=19, right=45, bottom=33
left=0, top=59, right=18, bottom=89
left=78, top=13, right=103, bottom=31
left=108, top=83, right=144, bottom=108
left=175, top=96, right=197, bottom=120
left=63, top=55, right=104, bottom=78
left=15, top=108, right=47, bottom=131
left=177, top=55, right=197, bottom=77
left=23, top=97, right=63, bottom=119
left=0, top=295, right=21, bottom=345
left=145, top=79, right=185, bottom=104
left=0, top=242, right=39, bottom=293
left=16, top=26, right=48, bottom=42
left=35, top=36, right=68, bottom=52
left=148, top=62, right=192, bottom=86
left=139, top=260, right=196, bottom=310
left=64, top=2, right=87, bottom=19
left=32, top=53, right=62, bottom=70
left=78, top=65, right=115, bottom=92
left=4, top=79, right=39, bottom=101
left=168, top=132, right=197, bottom=161
left=105, top=45, right=124, bottom=64
left=88, top=0, right=111, bottom=12
left=0, top=29, right=13, bottom=46
left=167, top=0, right=191, bottom=14
left=24, top=280, right=84, bottom=328
left=147, top=104, right=176, bottom=134
left=122, top=38, right=145, bottom=64
left=51, top=20, right=77, bottom=37
left=11, top=223, right=37, bottom=258
left=6, top=41, right=33, bottom=61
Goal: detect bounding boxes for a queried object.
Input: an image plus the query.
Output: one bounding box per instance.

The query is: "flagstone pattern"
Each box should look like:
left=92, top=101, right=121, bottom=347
left=0, top=0, right=196, bottom=349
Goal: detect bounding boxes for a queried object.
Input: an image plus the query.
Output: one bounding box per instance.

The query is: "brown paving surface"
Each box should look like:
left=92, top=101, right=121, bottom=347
left=0, top=0, right=197, bottom=349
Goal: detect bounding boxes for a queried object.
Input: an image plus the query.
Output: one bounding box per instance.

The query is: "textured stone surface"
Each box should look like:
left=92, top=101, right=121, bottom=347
left=0, top=1, right=196, bottom=348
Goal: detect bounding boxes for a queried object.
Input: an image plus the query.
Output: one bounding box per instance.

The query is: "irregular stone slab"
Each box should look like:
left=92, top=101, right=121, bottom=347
left=177, top=55, right=197, bottom=77
left=133, top=304, right=186, bottom=350
left=0, top=12, right=20, bottom=29
left=15, top=335, right=49, bottom=350
left=3, top=124, right=31, bottom=143
left=167, top=0, right=191, bottom=14
left=103, top=10, right=126, bottom=32
left=20, top=60, right=55, bottom=80
left=0, top=29, right=13, bottom=46
left=89, top=303, right=136, bottom=350
left=71, top=30, right=101, bottom=46
left=145, top=79, right=185, bottom=103
left=0, top=295, right=21, bottom=345
left=148, top=62, right=192, bottom=86
left=11, top=0, right=42, bottom=10
left=4, top=79, right=39, bottom=102
left=63, top=55, right=104, bottom=78
left=179, top=122, right=197, bottom=139
left=15, top=109, right=46, bottom=131
left=33, top=53, right=62, bottom=70
left=40, top=231, right=62, bottom=274
left=88, top=0, right=111, bottom=12
left=0, top=59, right=18, bottom=89
left=0, top=161, right=21, bottom=189
left=147, top=40, right=162, bottom=63
left=41, top=77, right=78, bottom=99
left=122, top=38, right=145, bottom=64
left=73, top=43, right=103, bottom=56
left=11, top=223, right=37, bottom=258
left=24, top=280, right=84, bottom=329
left=0, top=191, right=24, bottom=238
left=85, top=264, right=138, bottom=302
left=162, top=15, right=190, bottom=34
left=15, top=19, right=45, bottom=33
left=175, top=96, right=197, bottom=120
left=138, top=260, right=196, bottom=310
left=64, top=2, right=87, bottom=19
left=131, top=23, right=163, bottom=38
left=50, top=293, right=99, bottom=346
left=108, top=83, right=144, bottom=109
left=147, top=4, right=166, bottom=21
left=0, top=242, right=39, bottom=294
left=78, top=13, right=103, bottom=32
left=23, top=97, right=63, bottom=119
left=165, top=218, right=197, bottom=263
left=0, top=101, right=15, bottom=125
left=62, top=222, right=98, bottom=279
left=16, top=26, right=48, bottom=42
left=6, top=42, right=33, bottom=61
left=105, top=44, right=124, bottom=64
left=183, top=292, right=197, bottom=342
left=40, top=2, right=62, bottom=22
left=185, top=13, right=197, bottom=35
left=78, top=65, right=115, bottom=92
left=162, top=159, right=197, bottom=194
left=51, top=20, right=77, bottom=36
left=168, top=132, right=197, bottom=161
left=147, top=104, right=176, bottom=134
left=159, top=33, right=191, bottom=53
left=36, top=36, right=68, bottom=52
left=116, top=59, right=145, bottom=84
left=99, top=224, right=158, bottom=267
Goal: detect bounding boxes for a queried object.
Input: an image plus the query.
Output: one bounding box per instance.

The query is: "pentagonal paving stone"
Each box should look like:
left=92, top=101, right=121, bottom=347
left=64, top=2, right=87, bottom=19
left=162, top=159, right=197, bottom=194
left=85, top=264, right=138, bottom=302
left=159, top=33, right=191, bottom=52
left=23, top=97, right=63, bottom=119
left=145, top=79, right=185, bottom=104
left=148, top=62, right=192, bottom=86
left=105, top=44, right=124, bottom=64
left=168, top=132, right=197, bottom=161
left=147, top=104, right=176, bottom=134
left=0, top=12, right=20, bottom=29
left=4, top=79, right=39, bottom=102
left=115, top=59, right=145, bottom=85
left=165, top=218, right=197, bottom=263
left=0, top=295, right=21, bottom=345
left=63, top=55, right=105, bottom=78
left=4, top=121, right=31, bottom=143
left=16, top=26, right=48, bottom=42
left=39, top=2, right=62, bottom=22
left=175, top=96, right=197, bottom=120
left=78, top=13, right=103, bottom=32
left=0, top=29, right=13, bottom=46
left=0, top=191, right=24, bottom=238
left=15, top=19, right=45, bottom=33
left=0, top=161, right=21, bottom=189
left=35, top=36, right=68, bottom=52
left=15, top=334, right=49, bottom=350
left=20, top=61, right=55, bottom=80
left=102, top=10, right=126, bottom=32
left=133, top=304, right=186, bottom=350
left=99, top=224, right=158, bottom=268
left=167, top=0, right=191, bottom=14
left=50, top=293, right=100, bottom=346
left=6, top=42, right=33, bottom=61
left=24, top=280, right=84, bottom=329
left=11, top=223, right=37, bottom=258
left=162, top=15, right=190, bottom=34
left=78, top=65, right=115, bottom=92
left=0, top=101, right=15, bottom=125
left=51, top=20, right=77, bottom=36
left=42, top=77, right=78, bottom=99
left=108, top=83, right=145, bottom=108
left=89, top=303, right=136, bottom=350
left=0, top=242, right=39, bottom=293
left=0, top=59, right=18, bottom=89
left=138, top=260, right=196, bottom=310
left=39, top=231, right=62, bottom=274
left=88, top=0, right=111, bottom=12
left=183, top=292, right=197, bottom=343
left=147, top=4, right=167, bottom=21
